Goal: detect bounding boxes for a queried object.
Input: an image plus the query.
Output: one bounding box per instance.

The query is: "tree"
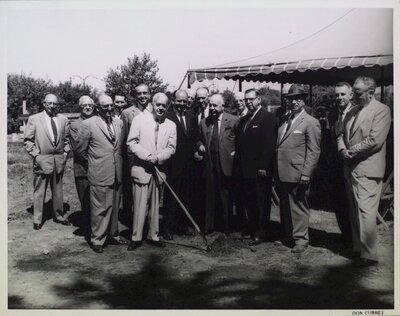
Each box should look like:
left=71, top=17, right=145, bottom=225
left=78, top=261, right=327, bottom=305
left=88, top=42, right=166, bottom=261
left=221, top=89, right=236, bottom=114
left=104, top=53, right=168, bottom=105
left=7, top=73, right=52, bottom=118
left=51, top=81, right=94, bottom=113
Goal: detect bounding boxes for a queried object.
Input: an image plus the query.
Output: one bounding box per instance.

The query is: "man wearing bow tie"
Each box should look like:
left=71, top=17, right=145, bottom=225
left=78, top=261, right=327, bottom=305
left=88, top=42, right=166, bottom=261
left=24, top=94, right=71, bottom=230
left=162, top=90, right=199, bottom=240
left=338, top=76, right=391, bottom=267
left=197, top=94, right=239, bottom=234
left=76, top=94, right=126, bottom=253
left=276, top=84, right=321, bottom=253
left=235, top=89, right=277, bottom=245
left=127, top=93, right=177, bottom=250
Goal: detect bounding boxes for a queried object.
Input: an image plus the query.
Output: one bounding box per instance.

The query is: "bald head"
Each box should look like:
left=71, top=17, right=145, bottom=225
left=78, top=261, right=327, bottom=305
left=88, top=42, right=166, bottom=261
left=79, top=95, right=94, bottom=118
left=152, top=93, right=169, bottom=118
left=97, top=94, right=114, bottom=121
left=209, top=94, right=224, bottom=117
left=174, top=89, right=188, bottom=113
left=43, top=94, right=59, bottom=116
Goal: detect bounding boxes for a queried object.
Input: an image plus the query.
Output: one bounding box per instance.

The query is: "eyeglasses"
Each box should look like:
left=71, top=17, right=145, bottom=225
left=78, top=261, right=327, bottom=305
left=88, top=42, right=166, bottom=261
left=45, top=102, right=58, bottom=106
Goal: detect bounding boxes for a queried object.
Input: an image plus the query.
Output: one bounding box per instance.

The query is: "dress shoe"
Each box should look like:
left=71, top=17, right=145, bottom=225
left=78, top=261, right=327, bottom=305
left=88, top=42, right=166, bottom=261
left=291, top=244, right=308, bottom=253
left=54, top=219, right=71, bottom=226
left=92, top=245, right=103, bottom=253
left=33, top=223, right=42, bottom=230
left=127, top=241, right=142, bottom=251
left=163, top=233, right=173, bottom=241
left=352, top=258, right=378, bottom=267
left=146, top=239, right=166, bottom=248
left=248, top=237, right=262, bottom=246
left=109, top=238, right=128, bottom=245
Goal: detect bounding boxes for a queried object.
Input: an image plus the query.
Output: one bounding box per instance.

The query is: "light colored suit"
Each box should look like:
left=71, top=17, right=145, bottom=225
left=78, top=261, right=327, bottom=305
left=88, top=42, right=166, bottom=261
left=24, top=111, right=70, bottom=225
left=276, top=110, right=321, bottom=245
left=127, top=113, right=176, bottom=241
left=338, top=98, right=391, bottom=261
left=75, top=115, right=123, bottom=246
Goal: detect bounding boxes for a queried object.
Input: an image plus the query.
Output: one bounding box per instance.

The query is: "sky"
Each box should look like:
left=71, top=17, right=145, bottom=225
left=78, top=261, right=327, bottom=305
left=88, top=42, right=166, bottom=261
left=3, top=2, right=359, bottom=92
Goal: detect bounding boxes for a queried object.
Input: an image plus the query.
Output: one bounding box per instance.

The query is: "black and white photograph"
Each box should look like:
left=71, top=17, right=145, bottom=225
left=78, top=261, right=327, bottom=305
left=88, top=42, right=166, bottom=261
left=1, top=0, right=397, bottom=314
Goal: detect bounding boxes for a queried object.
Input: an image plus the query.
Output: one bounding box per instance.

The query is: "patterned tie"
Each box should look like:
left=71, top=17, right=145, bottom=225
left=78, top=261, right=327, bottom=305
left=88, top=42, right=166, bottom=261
left=107, top=120, right=115, bottom=143
left=154, top=121, right=160, bottom=148
left=50, top=116, right=58, bottom=146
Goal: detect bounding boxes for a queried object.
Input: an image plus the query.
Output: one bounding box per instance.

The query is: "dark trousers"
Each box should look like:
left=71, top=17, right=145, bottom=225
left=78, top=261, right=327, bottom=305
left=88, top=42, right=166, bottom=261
left=205, top=153, right=232, bottom=232
left=163, top=175, right=192, bottom=234
left=75, top=176, right=90, bottom=235
left=242, top=176, right=272, bottom=238
left=191, top=160, right=205, bottom=229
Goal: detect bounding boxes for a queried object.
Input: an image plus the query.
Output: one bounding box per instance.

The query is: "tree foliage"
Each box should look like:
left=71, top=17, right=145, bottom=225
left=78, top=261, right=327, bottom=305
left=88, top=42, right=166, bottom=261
left=51, top=81, right=94, bottom=113
left=104, top=53, right=168, bottom=105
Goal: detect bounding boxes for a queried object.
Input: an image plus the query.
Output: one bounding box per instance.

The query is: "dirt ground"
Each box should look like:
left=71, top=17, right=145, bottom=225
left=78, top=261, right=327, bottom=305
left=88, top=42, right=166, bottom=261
left=7, top=141, right=394, bottom=309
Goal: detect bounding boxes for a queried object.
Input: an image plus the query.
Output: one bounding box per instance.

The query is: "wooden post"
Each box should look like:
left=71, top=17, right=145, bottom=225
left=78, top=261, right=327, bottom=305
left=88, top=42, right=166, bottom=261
left=239, top=79, right=242, bottom=92
left=309, top=84, right=313, bottom=107
left=187, top=73, right=191, bottom=89
left=280, top=82, right=284, bottom=106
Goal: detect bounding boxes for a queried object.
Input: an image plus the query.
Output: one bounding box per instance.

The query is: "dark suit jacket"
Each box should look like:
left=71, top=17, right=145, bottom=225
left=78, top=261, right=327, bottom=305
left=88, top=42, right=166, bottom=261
left=75, top=116, right=123, bottom=186
left=199, top=112, right=239, bottom=177
left=165, top=110, right=199, bottom=177
left=69, top=115, right=88, bottom=177
left=24, top=111, right=70, bottom=175
left=236, top=107, right=277, bottom=179
left=276, top=110, right=321, bottom=183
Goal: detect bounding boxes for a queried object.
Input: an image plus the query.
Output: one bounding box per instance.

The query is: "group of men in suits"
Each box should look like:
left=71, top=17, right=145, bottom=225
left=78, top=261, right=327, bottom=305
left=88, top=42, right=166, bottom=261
left=24, top=75, right=391, bottom=265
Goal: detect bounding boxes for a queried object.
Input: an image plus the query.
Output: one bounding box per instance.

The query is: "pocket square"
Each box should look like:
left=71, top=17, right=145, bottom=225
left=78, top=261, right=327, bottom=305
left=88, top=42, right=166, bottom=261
left=293, top=130, right=303, bottom=134
left=252, top=125, right=258, bottom=128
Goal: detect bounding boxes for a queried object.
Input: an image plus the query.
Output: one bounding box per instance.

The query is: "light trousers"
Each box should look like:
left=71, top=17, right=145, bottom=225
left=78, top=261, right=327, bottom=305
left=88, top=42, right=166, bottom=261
left=131, top=177, right=161, bottom=242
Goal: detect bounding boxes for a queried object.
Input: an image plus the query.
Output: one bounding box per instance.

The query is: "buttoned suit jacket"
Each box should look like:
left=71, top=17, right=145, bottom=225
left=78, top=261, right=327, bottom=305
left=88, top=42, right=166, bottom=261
left=276, top=110, right=321, bottom=183
left=199, top=112, right=239, bottom=177
left=69, top=115, right=88, bottom=177
left=337, top=98, right=391, bottom=179
left=165, top=110, right=199, bottom=177
left=127, top=113, right=177, bottom=185
left=24, top=111, right=70, bottom=175
left=75, top=115, right=123, bottom=186
left=236, top=107, right=277, bottom=179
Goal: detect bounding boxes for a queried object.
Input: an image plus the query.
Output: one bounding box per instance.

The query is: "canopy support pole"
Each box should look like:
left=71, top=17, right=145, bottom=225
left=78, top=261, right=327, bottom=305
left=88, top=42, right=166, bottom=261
left=186, top=73, right=191, bottom=89
left=280, top=82, right=284, bottom=106
left=309, top=84, right=313, bottom=107
left=380, top=66, right=385, bottom=103
left=239, top=79, right=242, bottom=92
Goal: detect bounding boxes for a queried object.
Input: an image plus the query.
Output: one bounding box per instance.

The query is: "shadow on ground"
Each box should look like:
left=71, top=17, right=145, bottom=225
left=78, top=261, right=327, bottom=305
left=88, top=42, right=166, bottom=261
left=10, top=252, right=393, bottom=309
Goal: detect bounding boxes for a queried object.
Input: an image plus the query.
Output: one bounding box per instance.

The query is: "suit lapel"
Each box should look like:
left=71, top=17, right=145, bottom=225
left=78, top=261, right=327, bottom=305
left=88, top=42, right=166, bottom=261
left=40, top=111, right=54, bottom=145
left=219, top=114, right=228, bottom=143
left=112, top=118, right=120, bottom=148
left=54, top=115, right=62, bottom=147
left=279, top=111, right=306, bottom=145
left=96, top=117, right=113, bottom=144
left=349, top=105, right=369, bottom=139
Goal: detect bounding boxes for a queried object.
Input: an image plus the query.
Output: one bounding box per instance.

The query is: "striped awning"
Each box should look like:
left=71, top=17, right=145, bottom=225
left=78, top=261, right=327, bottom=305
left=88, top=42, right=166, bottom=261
left=188, top=55, right=393, bottom=86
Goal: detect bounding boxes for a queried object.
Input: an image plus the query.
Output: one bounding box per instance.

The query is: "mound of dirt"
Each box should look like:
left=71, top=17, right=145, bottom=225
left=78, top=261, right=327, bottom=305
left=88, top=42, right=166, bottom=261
left=207, top=234, right=249, bottom=257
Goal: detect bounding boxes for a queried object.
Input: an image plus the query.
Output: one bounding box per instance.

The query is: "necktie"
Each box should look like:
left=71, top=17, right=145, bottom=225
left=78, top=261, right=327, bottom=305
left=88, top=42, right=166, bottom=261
left=201, top=112, right=205, bottom=120
left=335, top=111, right=344, bottom=136
left=50, top=117, right=58, bottom=145
left=243, top=116, right=251, bottom=132
left=154, top=121, right=160, bottom=148
left=283, top=114, right=293, bottom=138
left=350, top=106, right=363, bottom=135
left=107, top=121, right=115, bottom=143
left=179, top=114, right=186, bottom=134
left=210, top=119, right=219, bottom=153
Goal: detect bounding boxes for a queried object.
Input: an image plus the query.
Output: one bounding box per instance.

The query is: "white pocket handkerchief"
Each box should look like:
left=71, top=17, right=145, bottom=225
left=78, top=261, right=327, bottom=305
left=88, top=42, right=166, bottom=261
left=252, top=125, right=258, bottom=128
left=293, top=130, right=303, bottom=134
